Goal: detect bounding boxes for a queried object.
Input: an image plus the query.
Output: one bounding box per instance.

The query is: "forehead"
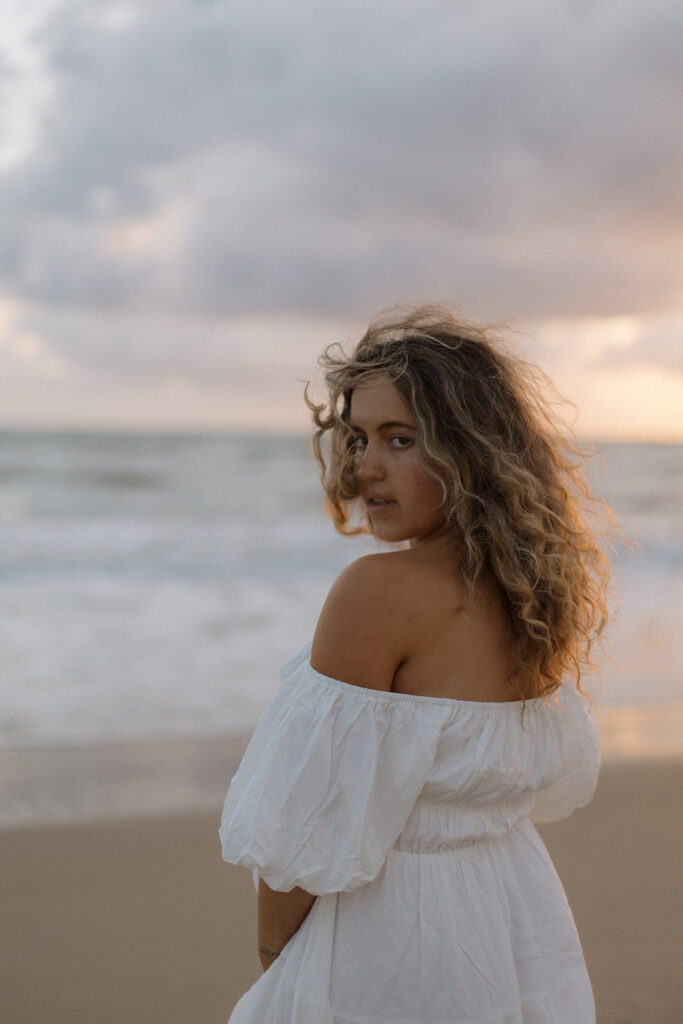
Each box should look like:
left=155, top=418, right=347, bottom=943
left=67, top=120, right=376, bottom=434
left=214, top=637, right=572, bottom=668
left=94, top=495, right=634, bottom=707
left=348, top=376, right=414, bottom=426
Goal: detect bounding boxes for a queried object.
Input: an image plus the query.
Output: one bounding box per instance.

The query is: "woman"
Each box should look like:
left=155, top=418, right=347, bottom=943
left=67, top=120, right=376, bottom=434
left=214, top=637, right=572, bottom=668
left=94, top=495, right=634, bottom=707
left=220, top=305, right=610, bottom=1023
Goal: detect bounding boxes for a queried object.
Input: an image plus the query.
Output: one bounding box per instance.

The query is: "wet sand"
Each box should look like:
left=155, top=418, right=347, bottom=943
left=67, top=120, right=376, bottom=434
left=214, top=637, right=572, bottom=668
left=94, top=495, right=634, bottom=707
left=2, top=759, right=682, bottom=1024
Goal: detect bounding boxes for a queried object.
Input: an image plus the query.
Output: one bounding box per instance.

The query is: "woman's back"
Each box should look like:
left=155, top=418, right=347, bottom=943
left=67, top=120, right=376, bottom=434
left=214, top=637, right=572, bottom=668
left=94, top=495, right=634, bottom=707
left=311, top=545, right=523, bottom=706
left=386, top=545, right=522, bottom=703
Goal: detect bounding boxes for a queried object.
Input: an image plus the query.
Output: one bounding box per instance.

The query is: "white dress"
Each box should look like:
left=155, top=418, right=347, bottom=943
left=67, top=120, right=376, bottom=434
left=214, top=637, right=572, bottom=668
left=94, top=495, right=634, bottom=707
left=220, top=643, right=600, bottom=1024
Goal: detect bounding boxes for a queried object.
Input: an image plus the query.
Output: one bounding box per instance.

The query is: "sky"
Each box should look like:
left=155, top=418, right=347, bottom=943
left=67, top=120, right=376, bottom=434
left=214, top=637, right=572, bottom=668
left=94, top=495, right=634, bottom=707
left=0, top=0, right=681, bottom=440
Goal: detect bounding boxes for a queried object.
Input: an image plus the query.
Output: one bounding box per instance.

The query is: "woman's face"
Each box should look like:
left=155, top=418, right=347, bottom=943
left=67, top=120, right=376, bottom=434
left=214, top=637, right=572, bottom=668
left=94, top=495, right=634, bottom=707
left=348, top=376, right=446, bottom=546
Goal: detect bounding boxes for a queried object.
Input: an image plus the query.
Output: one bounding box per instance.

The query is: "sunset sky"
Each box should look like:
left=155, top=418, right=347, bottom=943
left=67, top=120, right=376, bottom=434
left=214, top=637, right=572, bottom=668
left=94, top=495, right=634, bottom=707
left=1, top=0, right=681, bottom=440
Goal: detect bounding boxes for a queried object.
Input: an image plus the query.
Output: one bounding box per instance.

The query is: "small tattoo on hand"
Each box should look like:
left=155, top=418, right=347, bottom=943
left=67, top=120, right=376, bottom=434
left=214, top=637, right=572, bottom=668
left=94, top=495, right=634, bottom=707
left=259, top=946, right=280, bottom=960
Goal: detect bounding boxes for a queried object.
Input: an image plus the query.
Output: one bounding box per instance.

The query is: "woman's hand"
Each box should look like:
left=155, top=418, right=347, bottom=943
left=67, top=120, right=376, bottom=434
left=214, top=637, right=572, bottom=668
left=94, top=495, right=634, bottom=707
left=258, top=879, right=316, bottom=972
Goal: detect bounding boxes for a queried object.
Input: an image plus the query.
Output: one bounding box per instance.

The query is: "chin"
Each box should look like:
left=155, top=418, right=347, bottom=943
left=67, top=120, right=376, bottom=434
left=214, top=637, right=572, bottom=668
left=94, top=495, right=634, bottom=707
left=371, top=525, right=412, bottom=544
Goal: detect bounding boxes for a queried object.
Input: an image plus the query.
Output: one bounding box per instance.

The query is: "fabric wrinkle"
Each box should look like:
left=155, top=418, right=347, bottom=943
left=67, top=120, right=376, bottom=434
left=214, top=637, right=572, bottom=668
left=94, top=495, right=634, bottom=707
left=220, top=642, right=599, bottom=1023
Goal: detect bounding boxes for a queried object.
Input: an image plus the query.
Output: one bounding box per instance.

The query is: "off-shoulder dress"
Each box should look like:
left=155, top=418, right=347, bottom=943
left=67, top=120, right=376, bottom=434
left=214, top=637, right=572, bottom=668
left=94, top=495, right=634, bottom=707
left=220, top=643, right=600, bottom=1024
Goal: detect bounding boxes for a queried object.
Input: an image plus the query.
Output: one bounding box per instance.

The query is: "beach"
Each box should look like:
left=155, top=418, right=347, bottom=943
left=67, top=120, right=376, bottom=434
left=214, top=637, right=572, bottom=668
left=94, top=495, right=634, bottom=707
left=3, top=755, right=681, bottom=1024
left=2, top=434, right=682, bottom=1021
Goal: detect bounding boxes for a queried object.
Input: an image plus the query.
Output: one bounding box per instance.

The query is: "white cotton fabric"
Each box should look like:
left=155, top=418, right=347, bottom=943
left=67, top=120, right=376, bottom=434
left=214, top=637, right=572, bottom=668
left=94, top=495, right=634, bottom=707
left=220, top=643, right=600, bottom=1024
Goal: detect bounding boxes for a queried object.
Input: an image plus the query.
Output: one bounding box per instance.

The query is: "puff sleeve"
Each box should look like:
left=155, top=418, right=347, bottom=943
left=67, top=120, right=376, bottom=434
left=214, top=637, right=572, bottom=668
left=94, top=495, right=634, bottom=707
left=219, top=647, right=443, bottom=895
left=530, top=684, right=601, bottom=824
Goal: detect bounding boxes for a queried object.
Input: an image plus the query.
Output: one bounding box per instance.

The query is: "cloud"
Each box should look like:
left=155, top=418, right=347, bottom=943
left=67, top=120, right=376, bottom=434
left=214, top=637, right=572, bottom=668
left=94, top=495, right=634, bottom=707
left=0, top=0, right=681, bottom=435
left=0, top=0, right=680, bottom=328
left=14, top=300, right=348, bottom=383
left=591, top=312, right=683, bottom=375
left=0, top=296, right=356, bottom=428
left=2, top=292, right=681, bottom=437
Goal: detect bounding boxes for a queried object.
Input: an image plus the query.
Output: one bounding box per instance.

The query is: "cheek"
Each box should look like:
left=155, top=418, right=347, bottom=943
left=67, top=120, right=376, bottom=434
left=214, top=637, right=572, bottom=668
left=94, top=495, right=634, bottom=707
left=410, top=466, right=444, bottom=512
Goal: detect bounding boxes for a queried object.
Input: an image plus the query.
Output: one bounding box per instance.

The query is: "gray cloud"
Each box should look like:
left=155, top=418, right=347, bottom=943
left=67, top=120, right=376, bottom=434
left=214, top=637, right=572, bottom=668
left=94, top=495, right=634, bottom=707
left=13, top=299, right=348, bottom=390
left=594, top=317, right=683, bottom=374
left=0, top=0, right=681, bottom=345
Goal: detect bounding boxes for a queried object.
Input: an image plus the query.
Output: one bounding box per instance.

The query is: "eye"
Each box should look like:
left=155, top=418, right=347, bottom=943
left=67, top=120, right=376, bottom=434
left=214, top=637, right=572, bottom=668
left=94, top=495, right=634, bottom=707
left=389, top=435, right=413, bottom=449
left=349, top=434, right=367, bottom=454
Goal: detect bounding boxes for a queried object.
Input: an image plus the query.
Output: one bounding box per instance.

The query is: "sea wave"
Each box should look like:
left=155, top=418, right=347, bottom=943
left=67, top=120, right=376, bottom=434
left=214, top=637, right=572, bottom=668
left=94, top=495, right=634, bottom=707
left=0, top=433, right=680, bottom=751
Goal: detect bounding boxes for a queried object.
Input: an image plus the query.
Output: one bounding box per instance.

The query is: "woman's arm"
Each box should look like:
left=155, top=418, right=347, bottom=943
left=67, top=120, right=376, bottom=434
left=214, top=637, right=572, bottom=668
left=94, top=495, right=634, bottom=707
left=257, top=879, right=316, bottom=971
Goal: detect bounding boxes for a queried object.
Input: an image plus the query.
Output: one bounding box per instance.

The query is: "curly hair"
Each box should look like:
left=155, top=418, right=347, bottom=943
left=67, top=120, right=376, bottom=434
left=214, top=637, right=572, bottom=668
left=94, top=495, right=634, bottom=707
left=305, top=305, right=613, bottom=701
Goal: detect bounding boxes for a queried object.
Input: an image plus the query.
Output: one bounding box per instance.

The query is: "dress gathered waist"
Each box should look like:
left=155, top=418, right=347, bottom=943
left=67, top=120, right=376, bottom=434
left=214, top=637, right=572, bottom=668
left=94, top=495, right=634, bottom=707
left=392, top=820, right=532, bottom=859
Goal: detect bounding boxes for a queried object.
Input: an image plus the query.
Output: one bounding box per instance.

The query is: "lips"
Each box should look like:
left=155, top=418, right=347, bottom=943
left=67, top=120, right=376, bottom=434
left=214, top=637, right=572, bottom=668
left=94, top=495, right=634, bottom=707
left=365, top=495, right=396, bottom=509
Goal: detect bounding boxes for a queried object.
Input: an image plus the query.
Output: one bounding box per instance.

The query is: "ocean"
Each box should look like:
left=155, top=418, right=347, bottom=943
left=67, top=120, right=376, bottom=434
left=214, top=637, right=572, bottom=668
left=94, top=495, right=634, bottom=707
left=1, top=432, right=681, bottom=824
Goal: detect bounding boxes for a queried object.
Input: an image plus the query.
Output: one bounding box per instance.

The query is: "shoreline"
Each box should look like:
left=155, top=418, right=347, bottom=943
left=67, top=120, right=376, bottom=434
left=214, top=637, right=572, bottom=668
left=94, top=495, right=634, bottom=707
left=1, top=702, right=682, bottom=830
left=2, top=758, right=681, bottom=1024
left=0, top=733, right=249, bottom=830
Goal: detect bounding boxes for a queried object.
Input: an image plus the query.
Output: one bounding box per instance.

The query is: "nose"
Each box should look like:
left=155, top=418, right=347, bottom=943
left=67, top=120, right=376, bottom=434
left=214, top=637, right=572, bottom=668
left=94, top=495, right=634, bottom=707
left=356, top=443, right=386, bottom=481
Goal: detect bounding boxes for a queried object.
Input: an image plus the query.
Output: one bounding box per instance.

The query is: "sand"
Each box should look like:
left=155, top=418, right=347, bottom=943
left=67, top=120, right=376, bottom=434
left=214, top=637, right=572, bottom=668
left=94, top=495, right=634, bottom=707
left=2, top=758, right=682, bottom=1024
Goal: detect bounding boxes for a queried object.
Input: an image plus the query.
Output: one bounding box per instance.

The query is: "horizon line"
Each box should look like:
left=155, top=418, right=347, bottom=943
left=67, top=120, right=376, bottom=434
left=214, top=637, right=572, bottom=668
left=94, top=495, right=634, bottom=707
left=0, top=422, right=682, bottom=445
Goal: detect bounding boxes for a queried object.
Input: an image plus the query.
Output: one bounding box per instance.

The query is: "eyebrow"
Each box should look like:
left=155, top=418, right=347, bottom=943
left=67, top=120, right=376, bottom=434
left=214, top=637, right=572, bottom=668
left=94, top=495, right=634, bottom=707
left=349, top=420, right=416, bottom=432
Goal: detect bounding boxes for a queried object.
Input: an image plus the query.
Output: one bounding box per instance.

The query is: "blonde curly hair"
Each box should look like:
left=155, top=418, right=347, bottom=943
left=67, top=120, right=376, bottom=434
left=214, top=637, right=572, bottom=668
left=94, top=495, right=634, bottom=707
left=305, top=305, right=613, bottom=700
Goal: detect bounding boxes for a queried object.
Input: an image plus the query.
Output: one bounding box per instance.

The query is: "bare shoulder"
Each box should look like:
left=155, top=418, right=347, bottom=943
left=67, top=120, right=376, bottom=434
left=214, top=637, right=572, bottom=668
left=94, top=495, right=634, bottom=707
left=310, top=552, right=421, bottom=691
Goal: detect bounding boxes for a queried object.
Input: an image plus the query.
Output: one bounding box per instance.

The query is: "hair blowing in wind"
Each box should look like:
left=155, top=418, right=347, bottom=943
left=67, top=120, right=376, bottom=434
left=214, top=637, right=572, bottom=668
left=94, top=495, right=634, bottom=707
left=306, top=305, right=614, bottom=701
